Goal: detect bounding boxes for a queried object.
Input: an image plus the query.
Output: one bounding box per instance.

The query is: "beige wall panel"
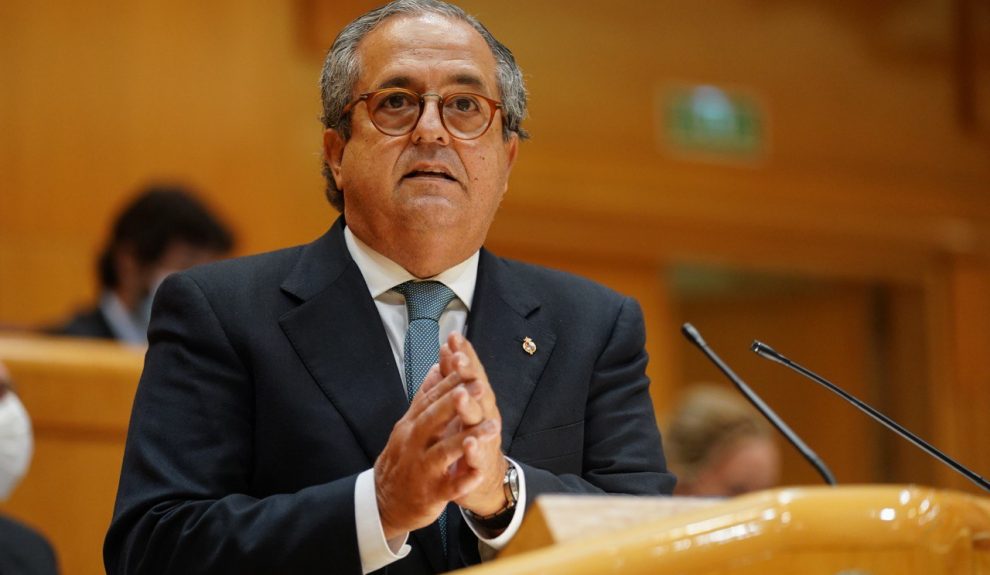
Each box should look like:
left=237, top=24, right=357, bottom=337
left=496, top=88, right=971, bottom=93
left=927, top=257, right=990, bottom=493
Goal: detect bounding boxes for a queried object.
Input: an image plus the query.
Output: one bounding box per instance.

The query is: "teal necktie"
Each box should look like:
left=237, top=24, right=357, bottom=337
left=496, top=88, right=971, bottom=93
left=393, top=280, right=457, bottom=552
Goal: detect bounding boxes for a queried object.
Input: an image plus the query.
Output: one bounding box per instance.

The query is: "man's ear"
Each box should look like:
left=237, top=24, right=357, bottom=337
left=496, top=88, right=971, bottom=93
left=323, top=129, right=346, bottom=189
left=505, top=132, right=519, bottom=173
left=501, top=132, right=520, bottom=194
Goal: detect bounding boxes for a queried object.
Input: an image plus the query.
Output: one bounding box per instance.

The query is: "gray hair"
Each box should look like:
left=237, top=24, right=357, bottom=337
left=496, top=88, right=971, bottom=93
left=319, top=0, right=529, bottom=212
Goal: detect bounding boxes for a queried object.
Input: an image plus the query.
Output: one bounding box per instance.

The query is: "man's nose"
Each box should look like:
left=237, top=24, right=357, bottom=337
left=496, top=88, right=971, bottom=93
left=411, top=94, right=450, bottom=145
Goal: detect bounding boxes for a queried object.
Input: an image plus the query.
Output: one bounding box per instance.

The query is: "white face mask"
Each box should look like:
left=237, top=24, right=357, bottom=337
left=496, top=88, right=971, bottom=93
left=0, top=391, right=33, bottom=501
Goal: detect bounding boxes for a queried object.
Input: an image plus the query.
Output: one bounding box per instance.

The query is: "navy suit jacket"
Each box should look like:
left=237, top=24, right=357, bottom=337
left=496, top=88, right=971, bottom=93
left=105, top=218, right=675, bottom=574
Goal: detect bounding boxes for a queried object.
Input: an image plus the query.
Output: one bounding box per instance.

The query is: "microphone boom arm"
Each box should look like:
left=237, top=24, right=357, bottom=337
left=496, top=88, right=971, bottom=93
left=753, top=340, right=990, bottom=493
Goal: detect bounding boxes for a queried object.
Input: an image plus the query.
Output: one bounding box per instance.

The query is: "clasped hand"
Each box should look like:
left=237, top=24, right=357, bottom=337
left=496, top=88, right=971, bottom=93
left=375, top=333, right=508, bottom=540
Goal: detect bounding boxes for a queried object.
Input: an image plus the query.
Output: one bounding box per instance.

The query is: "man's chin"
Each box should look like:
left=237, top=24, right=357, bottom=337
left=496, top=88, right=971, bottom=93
left=408, top=203, right=464, bottom=228
left=397, top=186, right=462, bottom=214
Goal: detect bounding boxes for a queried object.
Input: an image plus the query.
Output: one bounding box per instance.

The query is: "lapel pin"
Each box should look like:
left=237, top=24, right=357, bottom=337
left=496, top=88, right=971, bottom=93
left=522, top=337, right=536, bottom=356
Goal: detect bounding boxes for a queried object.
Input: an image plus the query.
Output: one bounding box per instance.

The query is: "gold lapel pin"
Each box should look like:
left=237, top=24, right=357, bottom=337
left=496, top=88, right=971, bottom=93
left=522, top=337, right=536, bottom=356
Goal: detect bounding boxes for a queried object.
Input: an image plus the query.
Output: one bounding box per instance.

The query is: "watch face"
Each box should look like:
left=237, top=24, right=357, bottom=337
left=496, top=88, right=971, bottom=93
left=506, top=466, right=520, bottom=502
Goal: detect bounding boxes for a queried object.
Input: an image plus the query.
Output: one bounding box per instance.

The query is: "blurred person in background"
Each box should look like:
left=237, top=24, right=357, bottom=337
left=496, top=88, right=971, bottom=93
left=665, top=384, right=781, bottom=497
left=49, top=185, right=234, bottom=345
left=0, top=360, right=58, bottom=574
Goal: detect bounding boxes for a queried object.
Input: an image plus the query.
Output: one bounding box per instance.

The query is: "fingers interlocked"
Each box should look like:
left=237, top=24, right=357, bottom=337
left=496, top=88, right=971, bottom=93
left=374, top=347, right=499, bottom=539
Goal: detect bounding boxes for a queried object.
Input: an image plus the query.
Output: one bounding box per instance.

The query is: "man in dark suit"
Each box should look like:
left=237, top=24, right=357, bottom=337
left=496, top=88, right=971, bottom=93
left=104, top=1, right=675, bottom=574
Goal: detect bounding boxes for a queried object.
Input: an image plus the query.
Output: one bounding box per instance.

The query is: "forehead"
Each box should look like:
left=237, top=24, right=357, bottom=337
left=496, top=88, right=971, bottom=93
left=716, top=438, right=778, bottom=477
left=355, top=13, right=499, bottom=93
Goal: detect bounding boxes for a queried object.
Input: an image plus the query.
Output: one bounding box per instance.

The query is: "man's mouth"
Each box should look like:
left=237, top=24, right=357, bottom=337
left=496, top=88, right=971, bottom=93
left=403, top=168, right=457, bottom=182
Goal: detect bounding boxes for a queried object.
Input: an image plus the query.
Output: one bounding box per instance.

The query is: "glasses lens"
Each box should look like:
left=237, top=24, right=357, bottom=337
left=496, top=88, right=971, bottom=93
left=442, top=94, right=493, bottom=139
left=368, top=90, right=421, bottom=135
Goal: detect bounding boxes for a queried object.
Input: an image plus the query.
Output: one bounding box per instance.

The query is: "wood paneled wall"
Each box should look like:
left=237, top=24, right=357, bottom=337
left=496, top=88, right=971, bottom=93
left=3, top=0, right=988, bottom=324
left=0, top=0, right=332, bottom=325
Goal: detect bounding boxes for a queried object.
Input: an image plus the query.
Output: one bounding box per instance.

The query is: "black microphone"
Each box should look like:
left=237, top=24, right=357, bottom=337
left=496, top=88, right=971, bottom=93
left=681, top=323, right=837, bottom=486
left=753, top=340, right=990, bottom=493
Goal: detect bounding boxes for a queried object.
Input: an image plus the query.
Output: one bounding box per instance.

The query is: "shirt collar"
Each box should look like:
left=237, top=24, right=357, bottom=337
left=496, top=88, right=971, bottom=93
left=343, top=225, right=478, bottom=310
left=99, top=291, right=148, bottom=346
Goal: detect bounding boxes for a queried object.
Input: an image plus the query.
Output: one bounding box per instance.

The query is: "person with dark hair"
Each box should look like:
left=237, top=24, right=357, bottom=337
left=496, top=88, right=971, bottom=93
left=51, top=185, right=234, bottom=345
left=105, top=2, right=675, bottom=574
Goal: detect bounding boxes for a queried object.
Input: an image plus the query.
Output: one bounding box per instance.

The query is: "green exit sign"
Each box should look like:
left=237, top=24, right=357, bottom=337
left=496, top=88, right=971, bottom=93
left=659, top=84, right=766, bottom=162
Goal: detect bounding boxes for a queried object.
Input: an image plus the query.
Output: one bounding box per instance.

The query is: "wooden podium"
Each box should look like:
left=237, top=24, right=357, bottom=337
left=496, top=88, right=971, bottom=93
left=461, top=486, right=990, bottom=574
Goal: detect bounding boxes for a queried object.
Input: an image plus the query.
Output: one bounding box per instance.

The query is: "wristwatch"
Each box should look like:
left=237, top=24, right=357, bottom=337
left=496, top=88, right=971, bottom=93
left=465, top=460, right=519, bottom=531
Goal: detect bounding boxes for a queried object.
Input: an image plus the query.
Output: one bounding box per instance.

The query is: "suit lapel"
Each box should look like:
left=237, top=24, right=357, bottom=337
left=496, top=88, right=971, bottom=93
left=278, top=220, right=408, bottom=465
left=467, top=250, right=556, bottom=452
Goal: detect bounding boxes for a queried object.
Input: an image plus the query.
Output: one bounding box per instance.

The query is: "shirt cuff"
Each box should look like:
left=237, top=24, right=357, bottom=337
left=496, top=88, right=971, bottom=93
left=355, top=468, right=410, bottom=574
left=460, top=457, right=527, bottom=552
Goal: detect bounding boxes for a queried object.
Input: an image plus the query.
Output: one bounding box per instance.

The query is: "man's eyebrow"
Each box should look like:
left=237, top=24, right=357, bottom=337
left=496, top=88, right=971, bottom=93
left=372, top=74, right=487, bottom=92
left=451, top=74, right=485, bottom=89
left=376, top=76, right=412, bottom=90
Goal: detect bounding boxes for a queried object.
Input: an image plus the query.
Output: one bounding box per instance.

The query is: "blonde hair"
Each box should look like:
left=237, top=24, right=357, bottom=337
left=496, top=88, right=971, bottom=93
left=664, top=384, right=772, bottom=484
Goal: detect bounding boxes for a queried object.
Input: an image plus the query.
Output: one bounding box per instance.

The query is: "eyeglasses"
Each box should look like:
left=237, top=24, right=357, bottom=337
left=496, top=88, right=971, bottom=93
left=341, top=88, right=503, bottom=140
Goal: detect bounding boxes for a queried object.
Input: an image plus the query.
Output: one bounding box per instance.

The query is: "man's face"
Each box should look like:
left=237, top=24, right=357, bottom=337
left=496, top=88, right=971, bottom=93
left=324, top=14, right=518, bottom=263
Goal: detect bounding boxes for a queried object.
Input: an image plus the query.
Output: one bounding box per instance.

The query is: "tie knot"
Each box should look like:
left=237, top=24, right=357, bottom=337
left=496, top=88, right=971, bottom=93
left=394, top=280, right=457, bottom=321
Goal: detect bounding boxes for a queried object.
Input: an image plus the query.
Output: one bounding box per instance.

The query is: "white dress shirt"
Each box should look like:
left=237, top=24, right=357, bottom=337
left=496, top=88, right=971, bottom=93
left=99, top=291, right=148, bottom=346
left=343, top=227, right=527, bottom=574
